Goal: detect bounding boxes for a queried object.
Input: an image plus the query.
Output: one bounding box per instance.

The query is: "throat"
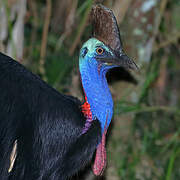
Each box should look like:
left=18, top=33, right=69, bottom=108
left=80, top=63, right=113, bottom=133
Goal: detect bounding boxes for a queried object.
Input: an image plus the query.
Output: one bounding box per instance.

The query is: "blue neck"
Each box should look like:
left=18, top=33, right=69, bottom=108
left=79, top=57, right=113, bottom=133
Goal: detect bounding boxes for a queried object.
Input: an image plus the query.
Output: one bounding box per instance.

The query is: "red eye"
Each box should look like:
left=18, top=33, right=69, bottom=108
left=96, top=47, right=104, bottom=55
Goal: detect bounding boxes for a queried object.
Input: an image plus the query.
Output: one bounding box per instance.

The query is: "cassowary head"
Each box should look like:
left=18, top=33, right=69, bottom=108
left=79, top=37, right=137, bottom=72
left=79, top=4, right=138, bottom=73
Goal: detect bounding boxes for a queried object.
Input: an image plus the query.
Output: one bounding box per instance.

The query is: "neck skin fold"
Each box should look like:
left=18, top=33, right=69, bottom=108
left=79, top=57, right=113, bottom=133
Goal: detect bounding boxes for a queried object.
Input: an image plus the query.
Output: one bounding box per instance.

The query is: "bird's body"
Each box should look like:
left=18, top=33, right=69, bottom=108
left=0, top=38, right=117, bottom=179
left=0, top=52, right=101, bottom=180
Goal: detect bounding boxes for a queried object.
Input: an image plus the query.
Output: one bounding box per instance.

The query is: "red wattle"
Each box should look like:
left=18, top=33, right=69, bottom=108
left=93, top=130, right=107, bottom=176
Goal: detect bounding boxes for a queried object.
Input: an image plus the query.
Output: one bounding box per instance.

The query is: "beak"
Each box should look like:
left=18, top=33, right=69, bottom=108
left=96, top=50, right=139, bottom=70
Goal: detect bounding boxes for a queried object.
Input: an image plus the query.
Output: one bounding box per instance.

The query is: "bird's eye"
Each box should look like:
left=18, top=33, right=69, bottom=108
left=96, top=47, right=104, bottom=55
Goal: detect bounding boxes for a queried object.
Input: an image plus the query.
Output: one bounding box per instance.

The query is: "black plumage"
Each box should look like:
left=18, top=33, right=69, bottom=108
left=0, top=52, right=101, bottom=180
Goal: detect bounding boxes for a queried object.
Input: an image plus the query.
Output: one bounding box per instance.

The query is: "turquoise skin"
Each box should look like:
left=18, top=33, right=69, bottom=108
left=79, top=38, right=116, bottom=133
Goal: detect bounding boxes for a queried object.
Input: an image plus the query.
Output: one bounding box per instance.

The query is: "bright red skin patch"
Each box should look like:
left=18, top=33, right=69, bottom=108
left=81, top=98, right=93, bottom=134
left=81, top=101, right=92, bottom=120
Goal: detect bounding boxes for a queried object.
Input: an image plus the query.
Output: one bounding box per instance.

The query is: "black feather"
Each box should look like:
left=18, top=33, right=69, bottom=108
left=0, top=52, right=101, bottom=180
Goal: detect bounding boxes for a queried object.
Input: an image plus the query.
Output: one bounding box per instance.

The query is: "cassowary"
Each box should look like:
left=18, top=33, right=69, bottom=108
left=0, top=4, right=137, bottom=180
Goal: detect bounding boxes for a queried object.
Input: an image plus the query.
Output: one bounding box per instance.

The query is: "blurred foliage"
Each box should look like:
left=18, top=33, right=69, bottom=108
left=0, top=0, right=180, bottom=179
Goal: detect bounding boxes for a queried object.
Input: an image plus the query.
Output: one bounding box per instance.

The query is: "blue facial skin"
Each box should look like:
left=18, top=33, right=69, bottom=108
left=79, top=38, right=118, bottom=134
